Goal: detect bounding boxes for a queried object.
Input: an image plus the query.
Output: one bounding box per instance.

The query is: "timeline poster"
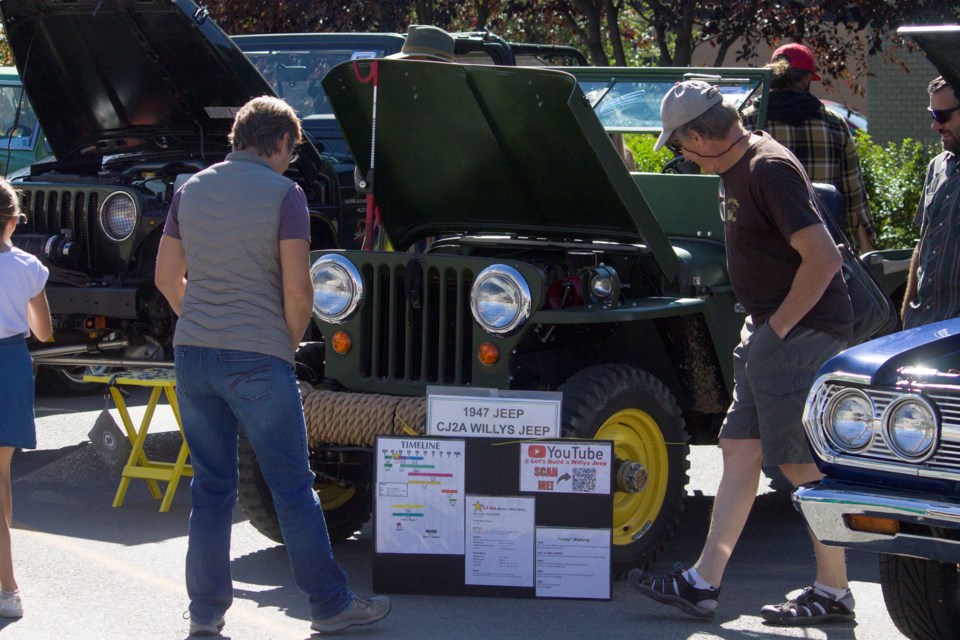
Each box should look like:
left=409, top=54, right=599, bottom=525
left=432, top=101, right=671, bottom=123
left=376, top=437, right=466, bottom=555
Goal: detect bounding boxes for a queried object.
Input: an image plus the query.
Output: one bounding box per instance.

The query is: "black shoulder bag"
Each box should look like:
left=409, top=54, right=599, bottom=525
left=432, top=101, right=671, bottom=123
left=812, top=184, right=898, bottom=345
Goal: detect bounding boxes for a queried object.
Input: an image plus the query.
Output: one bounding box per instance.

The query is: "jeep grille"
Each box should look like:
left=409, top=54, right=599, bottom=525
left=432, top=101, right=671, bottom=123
left=18, top=188, right=99, bottom=269
left=358, top=261, right=474, bottom=386
left=815, top=384, right=960, bottom=479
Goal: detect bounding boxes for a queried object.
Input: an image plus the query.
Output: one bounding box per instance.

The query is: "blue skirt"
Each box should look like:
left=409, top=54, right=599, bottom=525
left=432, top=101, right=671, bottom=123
left=0, top=334, right=38, bottom=449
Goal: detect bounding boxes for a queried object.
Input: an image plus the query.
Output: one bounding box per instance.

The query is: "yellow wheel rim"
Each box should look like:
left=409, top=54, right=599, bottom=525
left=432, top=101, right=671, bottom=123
left=596, top=408, right=669, bottom=547
left=316, top=482, right=356, bottom=511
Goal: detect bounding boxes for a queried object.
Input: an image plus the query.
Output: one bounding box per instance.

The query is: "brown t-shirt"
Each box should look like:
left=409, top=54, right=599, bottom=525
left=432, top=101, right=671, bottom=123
left=722, top=131, right=853, bottom=338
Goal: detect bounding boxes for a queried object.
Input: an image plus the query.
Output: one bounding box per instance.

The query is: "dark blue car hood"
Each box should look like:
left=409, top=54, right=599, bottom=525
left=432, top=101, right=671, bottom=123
left=819, top=318, right=960, bottom=385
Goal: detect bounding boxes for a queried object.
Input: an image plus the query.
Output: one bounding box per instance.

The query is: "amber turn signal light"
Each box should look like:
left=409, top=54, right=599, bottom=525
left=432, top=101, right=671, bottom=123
left=478, top=342, right=499, bottom=366
left=843, top=514, right=900, bottom=536
left=331, top=331, right=352, bottom=354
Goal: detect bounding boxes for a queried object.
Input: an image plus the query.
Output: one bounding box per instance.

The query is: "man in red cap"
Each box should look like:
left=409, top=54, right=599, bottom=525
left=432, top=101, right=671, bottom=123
left=744, top=43, right=877, bottom=253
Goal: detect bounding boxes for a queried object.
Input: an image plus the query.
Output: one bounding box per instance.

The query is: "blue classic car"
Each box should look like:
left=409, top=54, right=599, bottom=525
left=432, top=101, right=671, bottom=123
left=795, top=317, right=960, bottom=640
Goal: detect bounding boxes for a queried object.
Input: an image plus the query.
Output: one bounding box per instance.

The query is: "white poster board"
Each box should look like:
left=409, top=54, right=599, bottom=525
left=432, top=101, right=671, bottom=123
left=535, top=527, right=612, bottom=599
left=465, top=496, right=536, bottom=587
left=519, top=441, right=612, bottom=494
left=426, top=386, right=561, bottom=439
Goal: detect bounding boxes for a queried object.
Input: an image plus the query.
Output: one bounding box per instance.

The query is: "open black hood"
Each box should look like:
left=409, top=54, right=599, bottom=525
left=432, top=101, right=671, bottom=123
left=899, top=25, right=960, bottom=97
left=0, top=0, right=275, bottom=162
left=322, top=59, right=677, bottom=275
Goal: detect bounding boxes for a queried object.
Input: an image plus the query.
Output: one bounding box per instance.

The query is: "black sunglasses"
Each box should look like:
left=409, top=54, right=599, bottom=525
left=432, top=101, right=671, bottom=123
left=929, top=105, right=960, bottom=125
left=666, top=140, right=683, bottom=155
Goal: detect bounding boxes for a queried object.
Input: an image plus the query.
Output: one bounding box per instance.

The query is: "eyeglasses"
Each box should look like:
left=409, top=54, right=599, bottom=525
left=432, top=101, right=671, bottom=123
left=929, top=105, right=960, bottom=125
left=666, top=140, right=684, bottom=155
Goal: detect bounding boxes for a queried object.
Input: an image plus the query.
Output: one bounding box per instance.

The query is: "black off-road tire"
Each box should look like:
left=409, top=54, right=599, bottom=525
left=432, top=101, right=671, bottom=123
left=559, top=364, right=690, bottom=574
left=880, top=554, right=960, bottom=640
left=237, top=434, right=371, bottom=544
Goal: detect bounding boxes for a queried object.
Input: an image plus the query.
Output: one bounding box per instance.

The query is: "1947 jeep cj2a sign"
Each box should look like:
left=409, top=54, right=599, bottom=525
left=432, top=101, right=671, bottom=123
left=236, top=60, right=905, bottom=572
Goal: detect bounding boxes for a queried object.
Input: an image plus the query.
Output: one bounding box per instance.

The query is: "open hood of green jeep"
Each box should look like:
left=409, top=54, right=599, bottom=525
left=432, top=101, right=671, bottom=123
left=322, top=60, right=678, bottom=279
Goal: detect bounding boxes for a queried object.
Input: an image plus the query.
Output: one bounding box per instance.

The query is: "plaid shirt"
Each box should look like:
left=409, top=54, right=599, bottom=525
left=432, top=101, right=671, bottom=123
left=903, top=152, right=960, bottom=329
left=743, top=99, right=877, bottom=251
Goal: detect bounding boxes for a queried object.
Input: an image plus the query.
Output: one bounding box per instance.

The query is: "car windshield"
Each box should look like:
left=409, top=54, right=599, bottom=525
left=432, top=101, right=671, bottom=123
left=0, top=83, right=40, bottom=151
left=579, top=76, right=763, bottom=133
left=241, top=46, right=389, bottom=118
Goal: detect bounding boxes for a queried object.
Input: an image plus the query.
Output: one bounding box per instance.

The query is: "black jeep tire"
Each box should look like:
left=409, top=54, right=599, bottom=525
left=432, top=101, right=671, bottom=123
left=559, top=364, right=690, bottom=573
left=880, top=554, right=960, bottom=640
left=237, top=433, right=371, bottom=544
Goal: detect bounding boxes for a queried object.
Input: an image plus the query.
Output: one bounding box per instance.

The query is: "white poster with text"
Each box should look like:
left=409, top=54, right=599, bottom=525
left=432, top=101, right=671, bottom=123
left=465, top=496, right=535, bottom=587
left=376, top=437, right=465, bottom=555
left=535, top=527, right=611, bottom=599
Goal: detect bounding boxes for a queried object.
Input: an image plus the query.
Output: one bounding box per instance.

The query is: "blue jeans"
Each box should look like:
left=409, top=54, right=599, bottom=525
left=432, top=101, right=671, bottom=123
left=174, top=346, right=352, bottom=624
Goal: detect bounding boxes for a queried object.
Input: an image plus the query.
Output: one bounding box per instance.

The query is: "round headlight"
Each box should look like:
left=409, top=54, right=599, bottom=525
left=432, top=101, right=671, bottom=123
left=590, top=275, right=615, bottom=299
left=470, top=264, right=532, bottom=336
left=99, top=191, right=137, bottom=241
left=883, top=395, right=938, bottom=462
left=824, top=389, right=874, bottom=452
left=310, top=254, right=362, bottom=323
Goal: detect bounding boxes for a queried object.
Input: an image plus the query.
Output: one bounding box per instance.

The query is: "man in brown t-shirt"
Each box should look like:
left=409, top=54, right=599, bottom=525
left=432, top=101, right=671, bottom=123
left=629, top=80, right=855, bottom=626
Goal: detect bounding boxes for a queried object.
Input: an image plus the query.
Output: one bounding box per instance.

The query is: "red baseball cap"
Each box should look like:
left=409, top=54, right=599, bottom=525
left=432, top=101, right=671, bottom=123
left=771, top=43, right=821, bottom=81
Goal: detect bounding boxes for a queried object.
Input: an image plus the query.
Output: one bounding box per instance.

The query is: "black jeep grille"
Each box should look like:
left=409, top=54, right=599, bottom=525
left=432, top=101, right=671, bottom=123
left=359, top=261, right=474, bottom=386
left=19, top=188, right=99, bottom=269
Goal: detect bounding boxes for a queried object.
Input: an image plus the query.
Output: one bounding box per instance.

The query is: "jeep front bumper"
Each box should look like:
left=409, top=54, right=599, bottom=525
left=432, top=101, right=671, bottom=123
left=793, top=481, right=960, bottom=562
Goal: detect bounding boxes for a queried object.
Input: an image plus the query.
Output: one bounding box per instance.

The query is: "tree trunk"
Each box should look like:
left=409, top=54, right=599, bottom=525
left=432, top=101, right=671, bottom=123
left=604, top=0, right=627, bottom=65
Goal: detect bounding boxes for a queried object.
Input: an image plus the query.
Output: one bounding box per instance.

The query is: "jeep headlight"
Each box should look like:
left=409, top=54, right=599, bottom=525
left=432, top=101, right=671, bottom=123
left=884, top=395, right=937, bottom=462
left=311, top=254, right=362, bottom=323
left=824, top=389, right=874, bottom=452
left=99, top=191, right=137, bottom=241
left=470, top=264, right=531, bottom=335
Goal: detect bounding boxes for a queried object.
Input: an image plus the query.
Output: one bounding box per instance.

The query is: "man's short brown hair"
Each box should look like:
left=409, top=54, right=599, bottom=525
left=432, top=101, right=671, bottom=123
left=929, top=76, right=960, bottom=102
left=228, top=95, right=303, bottom=156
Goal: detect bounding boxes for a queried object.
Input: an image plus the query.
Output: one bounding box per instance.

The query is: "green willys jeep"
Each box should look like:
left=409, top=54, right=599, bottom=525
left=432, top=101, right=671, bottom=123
left=236, top=60, right=909, bottom=571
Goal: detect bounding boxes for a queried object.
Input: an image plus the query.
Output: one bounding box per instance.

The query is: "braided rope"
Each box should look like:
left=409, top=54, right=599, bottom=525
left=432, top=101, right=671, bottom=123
left=302, top=386, right=427, bottom=447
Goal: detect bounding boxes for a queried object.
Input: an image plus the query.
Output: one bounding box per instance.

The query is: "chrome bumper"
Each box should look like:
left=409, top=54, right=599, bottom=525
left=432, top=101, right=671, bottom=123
left=793, top=482, right=960, bottom=562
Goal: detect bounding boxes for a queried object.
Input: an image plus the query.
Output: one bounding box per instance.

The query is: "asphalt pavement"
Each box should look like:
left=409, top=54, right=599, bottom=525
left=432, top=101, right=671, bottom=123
left=0, top=387, right=907, bottom=639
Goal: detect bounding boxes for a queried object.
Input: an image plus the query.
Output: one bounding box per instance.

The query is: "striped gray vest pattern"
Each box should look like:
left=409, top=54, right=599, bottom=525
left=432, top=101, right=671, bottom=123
left=173, top=150, right=297, bottom=364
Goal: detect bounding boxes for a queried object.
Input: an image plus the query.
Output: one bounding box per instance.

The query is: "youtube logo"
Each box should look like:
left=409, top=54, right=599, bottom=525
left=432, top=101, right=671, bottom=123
left=527, top=445, right=546, bottom=458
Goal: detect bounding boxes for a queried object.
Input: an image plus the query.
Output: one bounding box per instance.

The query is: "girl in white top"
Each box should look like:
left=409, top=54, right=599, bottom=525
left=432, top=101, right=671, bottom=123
left=0, top=178, right=51, bottom=619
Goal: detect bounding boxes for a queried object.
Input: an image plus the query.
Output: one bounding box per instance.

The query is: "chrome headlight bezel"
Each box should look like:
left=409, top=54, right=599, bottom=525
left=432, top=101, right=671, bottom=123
left=823, top=388, right=875, bottom=453
left=470, top=264, right=532, bottom=336
left=99, top=191, right=138, bottom=242
left=882, top=394, right=939, bottom=462
left=310, top=254, right=363, bottom=324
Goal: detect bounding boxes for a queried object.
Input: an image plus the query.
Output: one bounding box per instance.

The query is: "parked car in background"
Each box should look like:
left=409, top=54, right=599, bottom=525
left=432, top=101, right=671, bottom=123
left=1, top=0, right=354, bottom=393
left=0, top=66, right=51, bottom=175
left=823, top=99, right=869, bottom=135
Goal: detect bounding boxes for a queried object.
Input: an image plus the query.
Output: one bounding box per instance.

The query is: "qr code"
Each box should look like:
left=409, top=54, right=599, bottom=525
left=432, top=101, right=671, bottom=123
left=572, top=467, right=597, bottom=493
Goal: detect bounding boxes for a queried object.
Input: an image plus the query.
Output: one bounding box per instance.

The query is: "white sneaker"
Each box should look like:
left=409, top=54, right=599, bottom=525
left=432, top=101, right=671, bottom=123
left=0, top=591, right=22, bottom=618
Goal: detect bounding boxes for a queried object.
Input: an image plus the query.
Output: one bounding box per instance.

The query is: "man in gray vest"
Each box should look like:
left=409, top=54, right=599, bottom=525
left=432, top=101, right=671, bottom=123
left=155, top=96, right=390, bottom=637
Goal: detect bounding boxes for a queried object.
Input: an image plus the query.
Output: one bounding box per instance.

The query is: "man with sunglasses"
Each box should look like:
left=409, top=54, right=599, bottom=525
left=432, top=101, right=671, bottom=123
left=901, top=76, right=960, bottom=329
left=629, top=80, right=855, bottom=626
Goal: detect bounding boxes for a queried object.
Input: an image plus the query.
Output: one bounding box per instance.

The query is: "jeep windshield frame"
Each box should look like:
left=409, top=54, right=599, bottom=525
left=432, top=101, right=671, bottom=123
left=566, top=67, right=771, bottom=134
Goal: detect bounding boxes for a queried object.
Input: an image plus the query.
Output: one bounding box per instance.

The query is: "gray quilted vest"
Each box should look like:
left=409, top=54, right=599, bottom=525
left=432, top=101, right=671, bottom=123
left=173, top=150, right=297, bottom=364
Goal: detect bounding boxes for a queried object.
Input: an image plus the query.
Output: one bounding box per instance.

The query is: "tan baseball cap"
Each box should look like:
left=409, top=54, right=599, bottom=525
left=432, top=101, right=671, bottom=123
left=654, top=80, right=723, bottom=152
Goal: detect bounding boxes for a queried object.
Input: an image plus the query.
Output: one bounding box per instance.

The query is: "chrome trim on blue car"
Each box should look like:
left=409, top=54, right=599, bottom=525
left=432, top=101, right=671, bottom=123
left=793, top=482, right=960, bottom=562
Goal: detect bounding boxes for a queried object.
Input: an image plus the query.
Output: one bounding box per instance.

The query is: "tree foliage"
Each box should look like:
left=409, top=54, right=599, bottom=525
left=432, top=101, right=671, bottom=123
left=207, top=0, right=960, bottom=92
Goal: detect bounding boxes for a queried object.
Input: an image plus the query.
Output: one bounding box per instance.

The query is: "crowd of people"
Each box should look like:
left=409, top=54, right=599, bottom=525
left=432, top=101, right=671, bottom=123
left=2, top=23, right=958, bottom=637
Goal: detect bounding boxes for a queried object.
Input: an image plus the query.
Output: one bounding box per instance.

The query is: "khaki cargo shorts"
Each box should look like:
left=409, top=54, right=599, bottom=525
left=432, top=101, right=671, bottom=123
left=719, top=317, right=846, bottom=466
